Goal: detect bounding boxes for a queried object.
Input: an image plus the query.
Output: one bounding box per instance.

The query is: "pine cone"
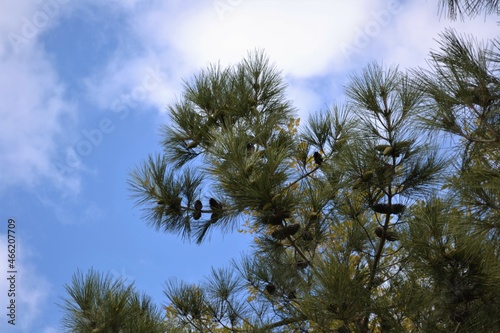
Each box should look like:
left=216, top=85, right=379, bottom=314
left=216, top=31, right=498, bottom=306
left=271, top=228, right=287, bottom=240
left=372, top=203, right=406, bottom=215
left=192, top=210, right=202, bottom=220
left=373, top=203, right=391, bottom=214
left=382, top=146, right=394, bottom=156
left=192, top=199, right=203, bottom=220
left=284, top=223, right=300, bottom=236
left=278, top=210, right=291, bottom=219
left=265, top=216, right=284, bottom=226
left=391, top=203, right=406, bottom=214
left=375, top=144, right=390, bottom=153
left=262, top=203, right=273, bottom=211
left=265, top=283, right=276, bottom=295
left=209, top=198, right=222, bottom=223
left=374, top=226, right=398, bottom=241
left=263, top=207, right=290, bottom=226
left=313, top=151, right=323, bottom=166
left=362, top=170, right=374, bottom=181
left=194, top=200, right=202, bottom=210
left=209, top=198, right=222, bottom=211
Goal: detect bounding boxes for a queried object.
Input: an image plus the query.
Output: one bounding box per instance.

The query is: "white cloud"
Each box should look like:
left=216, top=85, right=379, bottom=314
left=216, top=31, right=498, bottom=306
left=0, top=0, right=72, bottom=56
left=133, top=0, right=382, bottom=77
left=0, top=233, right=51, bottom=333
left=286, top=79, right=325, bottom=120
left=0, top=50, right=79, bottom=194
left=3, top=0, right=496, bottom=197
left=83, top=0, right=387, bottom=118
left=0, top=0, right=46, bottom=51
left=83, top=53, right=173, bottom=112
left=377, top=1, right=499, bottom=71
left=0, top=0, right=80, bottom=196
left=86, top=0, right=498, bottom=121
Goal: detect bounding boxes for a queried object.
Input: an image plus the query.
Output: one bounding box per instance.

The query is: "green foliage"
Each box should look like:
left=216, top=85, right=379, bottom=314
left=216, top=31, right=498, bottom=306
left=400, top=197, right=500, bottom=331
left=62, top=28, right=500, bottom=333
left=438, top=0, right=499, bottom=20
left=141, top=50, right=452, bottom=331
left=128, top=154, right=204, bottom=240
left=414, top=29, right=500, bottom=238
left=60, top=269, right=165, bottom=333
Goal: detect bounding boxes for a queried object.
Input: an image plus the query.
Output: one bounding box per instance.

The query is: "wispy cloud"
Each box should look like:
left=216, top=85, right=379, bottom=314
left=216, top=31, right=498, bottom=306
left=376, top=1, right=499, bottom=70
left=0, top=0, right=80, bottom=196
left=83, top=55, right=170, bottom=112
left=0, top=51, right=79, bottom=193
left=1, top=0, right=73, bottom=54
left=80, top=1, right=385, bottom=124
left=130, top=0, right=381, bottom=76
left=85, top=0, right=498, bottom=124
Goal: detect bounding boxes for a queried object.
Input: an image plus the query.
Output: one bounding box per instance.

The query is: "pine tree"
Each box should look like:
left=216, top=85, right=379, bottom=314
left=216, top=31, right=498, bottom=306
left=60, top=269, right=166, bottom=333
left=438, top=0, right=499, bottom=20
left=125, top=40, right=500, bottom=331
left=60, top=33, right=500, bottom=333
left=414, top=29, right=500, bottom=236
left=406, top=29, right=500, bottom=331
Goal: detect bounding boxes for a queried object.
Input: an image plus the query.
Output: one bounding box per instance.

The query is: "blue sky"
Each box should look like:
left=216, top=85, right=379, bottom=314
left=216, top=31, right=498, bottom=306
left=0, top=1, right=497, bottom=332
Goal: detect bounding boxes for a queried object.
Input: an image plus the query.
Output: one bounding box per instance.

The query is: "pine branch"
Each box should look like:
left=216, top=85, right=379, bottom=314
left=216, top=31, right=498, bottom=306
left=258, top=314, right=307, bottom=331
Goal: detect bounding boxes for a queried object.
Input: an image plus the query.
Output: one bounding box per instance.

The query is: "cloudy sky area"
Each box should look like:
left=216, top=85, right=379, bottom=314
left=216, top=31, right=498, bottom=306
left=0, top=0, right=498, bottom=331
